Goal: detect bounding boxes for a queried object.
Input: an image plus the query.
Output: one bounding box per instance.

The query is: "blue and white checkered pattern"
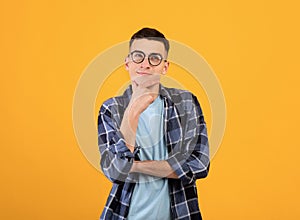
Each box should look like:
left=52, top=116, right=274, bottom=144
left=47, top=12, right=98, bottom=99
left=98, top=84, right=210, bottom=220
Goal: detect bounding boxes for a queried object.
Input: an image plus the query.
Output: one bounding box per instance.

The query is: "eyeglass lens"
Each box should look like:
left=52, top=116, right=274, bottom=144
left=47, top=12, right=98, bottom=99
left=130, top=50, right=163, bottom=66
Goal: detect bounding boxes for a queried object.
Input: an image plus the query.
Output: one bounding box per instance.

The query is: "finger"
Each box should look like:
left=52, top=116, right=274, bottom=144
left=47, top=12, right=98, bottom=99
left=132, top=80, right=138, bottom=87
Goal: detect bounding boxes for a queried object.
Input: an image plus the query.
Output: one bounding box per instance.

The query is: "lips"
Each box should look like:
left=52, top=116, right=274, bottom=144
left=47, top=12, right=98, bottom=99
left=136, top=71, right=151, bottom=75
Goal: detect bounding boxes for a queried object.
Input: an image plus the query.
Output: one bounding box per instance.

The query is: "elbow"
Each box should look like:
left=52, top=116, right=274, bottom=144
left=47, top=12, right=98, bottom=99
left=100, top=152, right=133, bottom=184
left=101, top=166, right=131, bottom=184
left=196, top=162, right=210, bottom=179
left=103, top=171, right=128, bottom=184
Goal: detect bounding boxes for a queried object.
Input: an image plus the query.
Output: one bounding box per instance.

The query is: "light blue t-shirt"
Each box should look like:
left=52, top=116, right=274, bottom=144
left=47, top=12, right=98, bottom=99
left=127, top=96, right=171, bottom=220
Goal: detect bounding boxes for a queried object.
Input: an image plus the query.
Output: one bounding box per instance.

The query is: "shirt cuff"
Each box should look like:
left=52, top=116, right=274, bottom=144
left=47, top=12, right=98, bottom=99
left=166, top=152, right=194, bottom=185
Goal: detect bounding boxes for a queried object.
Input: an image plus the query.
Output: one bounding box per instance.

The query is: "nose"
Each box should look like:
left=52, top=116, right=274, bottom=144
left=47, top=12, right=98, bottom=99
left=140, top=57, right=151, bottom=68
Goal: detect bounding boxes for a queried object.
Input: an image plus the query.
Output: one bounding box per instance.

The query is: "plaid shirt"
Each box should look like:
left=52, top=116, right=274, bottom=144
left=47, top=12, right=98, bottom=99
left=98, top=84, right=210, bottom=220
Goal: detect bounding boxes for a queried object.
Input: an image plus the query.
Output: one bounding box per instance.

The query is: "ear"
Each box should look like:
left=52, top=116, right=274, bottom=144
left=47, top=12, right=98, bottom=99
left=125, top=56, right=129, bottom=71
left=162, top=61, right=169, bottom=75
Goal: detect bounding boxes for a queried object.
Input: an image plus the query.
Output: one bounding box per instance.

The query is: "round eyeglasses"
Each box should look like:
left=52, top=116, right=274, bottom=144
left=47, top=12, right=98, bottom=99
left=129, top=50, right=167, bottom=66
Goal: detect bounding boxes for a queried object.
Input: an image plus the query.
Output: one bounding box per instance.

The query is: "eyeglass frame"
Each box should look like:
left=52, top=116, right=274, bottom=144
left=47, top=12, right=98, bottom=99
left=128, top=50, right=167, bottom=66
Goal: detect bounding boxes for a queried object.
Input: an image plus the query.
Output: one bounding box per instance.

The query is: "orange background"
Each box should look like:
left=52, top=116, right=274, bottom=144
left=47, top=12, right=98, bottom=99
left=1, top=0, right=300, bottom=219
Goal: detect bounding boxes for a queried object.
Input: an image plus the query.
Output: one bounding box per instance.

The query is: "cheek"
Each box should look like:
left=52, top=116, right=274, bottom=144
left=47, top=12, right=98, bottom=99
left=126, top=63, right=135, bottom=72
left=152, top=66, right=165, bottom=74
left=127, top=66, right=137, bottom=79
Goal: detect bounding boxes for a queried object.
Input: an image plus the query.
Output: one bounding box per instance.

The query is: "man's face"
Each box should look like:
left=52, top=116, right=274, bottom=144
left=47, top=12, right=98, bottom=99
left=125, top=39, right=169, bottom=83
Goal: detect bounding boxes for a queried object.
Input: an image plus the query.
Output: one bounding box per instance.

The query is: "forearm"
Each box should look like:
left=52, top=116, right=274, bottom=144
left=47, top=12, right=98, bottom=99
left=130, top=160, right=179, bottom=179
left=120, top=79, right=158, bottom=153
left=120, top=106, right=140, bottom=153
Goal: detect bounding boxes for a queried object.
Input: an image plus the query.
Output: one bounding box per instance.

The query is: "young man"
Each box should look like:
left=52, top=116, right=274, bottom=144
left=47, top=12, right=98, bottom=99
left=98, top=28, right=210, bottom=220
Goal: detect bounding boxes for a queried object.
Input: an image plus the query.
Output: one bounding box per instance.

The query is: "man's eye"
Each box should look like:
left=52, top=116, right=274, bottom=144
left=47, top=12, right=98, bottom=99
left=150, top=55, right=161, bottom=62
left=134, top=53, right=144, bottom=60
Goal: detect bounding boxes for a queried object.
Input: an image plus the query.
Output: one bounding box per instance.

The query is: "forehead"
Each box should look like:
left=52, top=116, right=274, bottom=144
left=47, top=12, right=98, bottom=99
left=130, top=39, right=166, bottom=54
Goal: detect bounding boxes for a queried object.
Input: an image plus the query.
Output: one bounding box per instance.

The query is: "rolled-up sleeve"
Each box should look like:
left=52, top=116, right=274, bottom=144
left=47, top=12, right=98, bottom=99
left=166, top=94, right=210, bottom=185
left=98, top=101, right=136, bottom=183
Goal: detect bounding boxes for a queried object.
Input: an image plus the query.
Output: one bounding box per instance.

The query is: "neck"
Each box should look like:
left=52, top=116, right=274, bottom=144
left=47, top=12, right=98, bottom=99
left=150, top=83, right=160, bottom=99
